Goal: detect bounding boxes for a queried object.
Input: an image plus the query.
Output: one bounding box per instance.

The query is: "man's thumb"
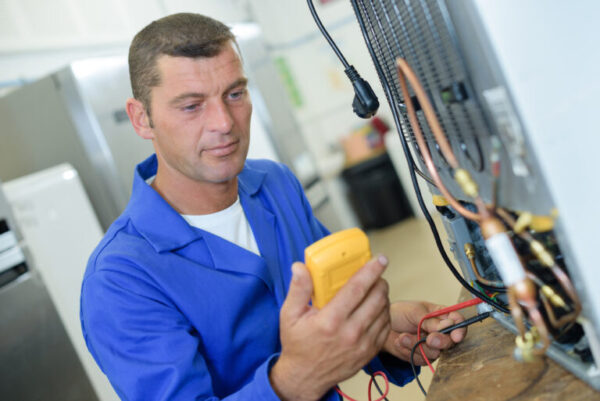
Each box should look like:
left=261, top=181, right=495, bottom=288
left=282, top=262, right=314, bottom=320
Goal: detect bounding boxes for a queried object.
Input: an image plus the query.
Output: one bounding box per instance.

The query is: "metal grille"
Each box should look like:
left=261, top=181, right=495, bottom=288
left=351, top=0, right=490, bottom=173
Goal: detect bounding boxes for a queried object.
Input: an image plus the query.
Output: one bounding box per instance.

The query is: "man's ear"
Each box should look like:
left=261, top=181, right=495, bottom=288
left=126, top=97, right=154, bottom=140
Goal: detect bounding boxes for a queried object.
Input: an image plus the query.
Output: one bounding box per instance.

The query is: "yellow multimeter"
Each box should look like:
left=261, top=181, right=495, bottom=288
left=305, top=228, right=371, bottom=309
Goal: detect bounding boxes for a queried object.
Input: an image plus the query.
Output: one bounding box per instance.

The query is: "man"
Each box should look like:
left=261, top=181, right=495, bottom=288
left=81, top=13, right=466, bottom=401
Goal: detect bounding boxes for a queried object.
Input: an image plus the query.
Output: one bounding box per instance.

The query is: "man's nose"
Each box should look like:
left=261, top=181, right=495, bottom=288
left=206, top=99, right=234, bottom=134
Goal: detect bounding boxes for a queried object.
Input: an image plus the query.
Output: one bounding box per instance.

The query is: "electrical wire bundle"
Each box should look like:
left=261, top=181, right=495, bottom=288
left=336, top=306, right=493, bottom=400
left=411, top=309, right=492, bottom=396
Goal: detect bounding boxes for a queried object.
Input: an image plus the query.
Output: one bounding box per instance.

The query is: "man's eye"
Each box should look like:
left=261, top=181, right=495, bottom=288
left=228, top=89, right=246, bottom=100
left=182, top=104, right=199, bottom=112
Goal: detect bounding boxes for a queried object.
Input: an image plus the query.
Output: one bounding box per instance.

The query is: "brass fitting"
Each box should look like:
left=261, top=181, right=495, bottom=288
left=432, top=195, right=449, bottom=207
left=540, top=285, right=568, bottom=310
left=514, top=330, right=538, bottom=363
left=514, top=327, right=541, bottom=363
left=530, top=215, right=554, bottom=233
left=464, top=243, right=476, bottom=259
left=454, top=168, right=479, bottom=198
left=530, top=240, right=555, bottom=268
left=513, top=212, right=533, bottom=234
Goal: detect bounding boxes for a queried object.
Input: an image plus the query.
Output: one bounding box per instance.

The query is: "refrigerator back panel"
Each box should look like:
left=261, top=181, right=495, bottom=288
left=350, top=0, right=600, bottom=388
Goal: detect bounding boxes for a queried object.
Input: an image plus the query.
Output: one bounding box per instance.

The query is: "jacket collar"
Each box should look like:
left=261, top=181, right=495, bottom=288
left=126, top=154, right=267, bottom=253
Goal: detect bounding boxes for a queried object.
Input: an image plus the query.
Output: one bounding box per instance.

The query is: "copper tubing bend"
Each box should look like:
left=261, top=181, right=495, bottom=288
left=396, top=58, right=459, bottom=169
left=465, top=243, right=504, bottom=288
left=508, top=288, right=528, bottom=339
left=526, top=304, right=552, bottom=356
left=395, top=58, right=483, bottom=221
left=510, top=280, right=551, bottom=356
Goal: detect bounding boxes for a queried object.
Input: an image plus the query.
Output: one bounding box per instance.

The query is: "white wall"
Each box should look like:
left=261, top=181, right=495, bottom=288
left=0, top=0, right=251, bottom=95
left=0, top=0, right=416, bottom=224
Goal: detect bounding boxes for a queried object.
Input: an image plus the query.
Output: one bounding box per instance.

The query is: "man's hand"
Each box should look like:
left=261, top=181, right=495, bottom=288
left=270, top=256, right=391, bottom=401
left=383, top=301, right=467, bottom=365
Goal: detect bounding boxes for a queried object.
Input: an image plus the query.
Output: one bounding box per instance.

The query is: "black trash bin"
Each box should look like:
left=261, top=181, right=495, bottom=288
left=341, top=151, right=413, bottom=230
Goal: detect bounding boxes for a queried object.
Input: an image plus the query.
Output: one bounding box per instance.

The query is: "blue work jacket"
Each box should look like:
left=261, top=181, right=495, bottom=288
left=81, top=155, right=416, bottom=400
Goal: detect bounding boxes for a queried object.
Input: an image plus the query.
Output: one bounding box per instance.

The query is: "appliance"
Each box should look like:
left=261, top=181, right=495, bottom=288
left=3, top=164, right=118, bottom=401
left=0, top=178, right=98, bottom=400
left=0, top=23, right=342, bottom=232
left=350, top=0, right=600, bottom=389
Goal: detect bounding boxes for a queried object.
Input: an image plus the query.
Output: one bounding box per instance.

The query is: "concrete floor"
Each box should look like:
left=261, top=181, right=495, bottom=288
left=338, top=217, right=463, bottom=401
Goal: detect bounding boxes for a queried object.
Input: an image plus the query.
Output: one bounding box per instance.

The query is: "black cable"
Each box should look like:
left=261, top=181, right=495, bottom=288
left=410, top=338, right=429, bottom=396
left=371, top=374, right=389, bottom=401
left=307, top=0, right=350, bottom=69
left=410, top=312, right=492, bottom=396
left=414, top=166, right=436, bottom=186
left=307, top=0, right=379, bottom=118
left=349, top=0, right=509, bottom=314
left=475, top=279, right=507, bottom=293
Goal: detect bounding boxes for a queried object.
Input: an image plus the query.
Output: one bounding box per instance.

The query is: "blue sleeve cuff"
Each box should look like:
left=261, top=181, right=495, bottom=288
left=253, top=353, right=340, bottom=401
left=364, top=353, right=420, bottom=387
left=250, top=353, right=283, bottom=401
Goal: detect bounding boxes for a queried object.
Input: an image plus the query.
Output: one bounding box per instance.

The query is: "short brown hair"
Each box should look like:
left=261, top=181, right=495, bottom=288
left=128, top=13, right=235, bottom=114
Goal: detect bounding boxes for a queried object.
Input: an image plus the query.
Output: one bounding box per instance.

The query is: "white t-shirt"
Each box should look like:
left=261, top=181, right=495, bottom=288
left=182, top=197, right=260, bottom=255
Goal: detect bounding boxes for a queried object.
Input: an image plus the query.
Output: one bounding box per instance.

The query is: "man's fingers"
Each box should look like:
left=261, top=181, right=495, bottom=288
left=392, top=333, right=419, bottom=360
left=415, top=343, right=440, bottom=364
left=323, top=255, right=388, bottom=319
left=366, top=302, right=391, bottom=343
left=426, top=332, right=454, bottom=350
left=450, top=326, right=467, bottom=343
left=448, top=311, right=465, bottom=324
left=421, top=315, right=467, bottom=347
left=348, top=278, right=389, bottom=331
left=281, top=262, right=314, bottom=321
left=447, top=311, right=467, bottom=343
left=385, top=332, right=441, bottom=364
left=421, top=314, right=460, bottom=333
left=421, top=316, right=448, bottom=333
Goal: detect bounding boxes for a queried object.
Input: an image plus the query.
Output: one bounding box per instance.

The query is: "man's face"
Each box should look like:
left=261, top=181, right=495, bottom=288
left=148, top=41, right=252, bottom=185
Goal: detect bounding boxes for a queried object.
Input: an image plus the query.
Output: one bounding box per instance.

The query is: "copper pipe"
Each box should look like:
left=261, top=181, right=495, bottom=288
left=508, top=288, right=527, bottom=339
left=396, top=58, right=459, bottom=169
left=491, top=176, right=499, bottom=210
left=531, top=269, right=578, bottom=328
left=475, top=197, right=492, bottom=220
left=396, top=60, right=482, bottom=221
left=465, top=243, right=505, bottom=288
left=515, top=278, right=551, bottom=356
left=549, top=265, right=581, bottom=316
left=532, top=271, right=577, bottom=328
left=540, top=293, right=578, bottom=329
left=496, top=208, right=582, bottom=318
left=527, top=272, right=577, bottom=329
left=526, top=304, right=552, bottom=356
left=510, top=281, right=551, bottom=357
